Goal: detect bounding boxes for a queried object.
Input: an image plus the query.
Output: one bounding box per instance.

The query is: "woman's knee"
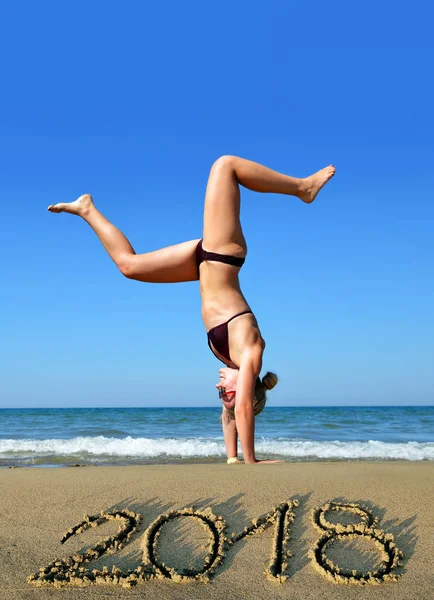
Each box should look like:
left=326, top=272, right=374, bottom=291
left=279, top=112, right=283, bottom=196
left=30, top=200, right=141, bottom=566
left=118, top=255, right=137, bottom=279
left=211, top=155, right=237, bottom=173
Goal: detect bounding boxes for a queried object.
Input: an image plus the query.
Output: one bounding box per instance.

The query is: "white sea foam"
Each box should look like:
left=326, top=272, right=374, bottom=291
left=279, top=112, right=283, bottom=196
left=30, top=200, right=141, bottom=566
left=0, top=436, right=225, bottom=458
left=1, top=436, right=434, bottom=461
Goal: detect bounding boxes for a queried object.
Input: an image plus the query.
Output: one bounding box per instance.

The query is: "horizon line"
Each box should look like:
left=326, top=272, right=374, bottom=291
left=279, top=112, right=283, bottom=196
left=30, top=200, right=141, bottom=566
left=1, top=405, right=433, bottom=410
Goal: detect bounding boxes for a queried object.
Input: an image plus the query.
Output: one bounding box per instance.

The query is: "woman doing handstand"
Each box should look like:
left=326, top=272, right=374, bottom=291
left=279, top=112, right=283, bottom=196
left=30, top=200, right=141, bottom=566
left=48, top=156, right=335, bottom=464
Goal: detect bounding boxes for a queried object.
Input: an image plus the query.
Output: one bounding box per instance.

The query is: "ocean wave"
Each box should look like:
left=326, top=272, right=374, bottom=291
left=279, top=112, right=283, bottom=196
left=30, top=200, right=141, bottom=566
left=0, top=436, right=225, bottom=459
left=1, top=436, right=434, bottom=462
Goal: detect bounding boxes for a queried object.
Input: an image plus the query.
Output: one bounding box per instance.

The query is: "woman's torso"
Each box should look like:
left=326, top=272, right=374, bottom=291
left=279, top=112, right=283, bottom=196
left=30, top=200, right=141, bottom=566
left=198, top=242, right=264, bottom=367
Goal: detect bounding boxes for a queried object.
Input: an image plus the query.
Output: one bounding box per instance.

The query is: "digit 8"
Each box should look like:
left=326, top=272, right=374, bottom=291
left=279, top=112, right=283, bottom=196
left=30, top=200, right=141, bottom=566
left=309, top=502, right=403, bottom=585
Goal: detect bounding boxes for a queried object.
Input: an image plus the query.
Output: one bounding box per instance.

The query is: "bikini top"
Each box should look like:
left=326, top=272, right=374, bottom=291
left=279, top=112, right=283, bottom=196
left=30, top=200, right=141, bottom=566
left=207, top=310, right=253, bottom=365
left=195, top=239, right=245, bottom=276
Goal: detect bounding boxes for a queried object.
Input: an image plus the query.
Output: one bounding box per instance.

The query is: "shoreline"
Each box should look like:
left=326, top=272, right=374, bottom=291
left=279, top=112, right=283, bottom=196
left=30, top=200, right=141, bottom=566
left=2, top=456, right=434, bottom=469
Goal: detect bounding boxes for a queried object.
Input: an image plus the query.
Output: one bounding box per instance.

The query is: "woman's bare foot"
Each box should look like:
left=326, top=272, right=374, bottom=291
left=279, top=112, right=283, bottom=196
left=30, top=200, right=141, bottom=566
left=298, top=165, right=336, bottom=204
left=48, top=194, right=94, bottom=217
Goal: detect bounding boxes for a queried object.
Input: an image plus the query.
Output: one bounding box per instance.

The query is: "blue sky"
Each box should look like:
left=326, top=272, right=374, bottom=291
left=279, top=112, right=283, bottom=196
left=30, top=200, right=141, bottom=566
left=0, top=1, right=432, bottom=407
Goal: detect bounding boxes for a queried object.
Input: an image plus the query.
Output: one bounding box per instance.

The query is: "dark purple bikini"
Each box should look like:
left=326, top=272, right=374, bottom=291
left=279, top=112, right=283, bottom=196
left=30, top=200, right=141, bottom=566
left=196, top=239, right=253, bottom=365
left=195, top=239, right=245, bottom=273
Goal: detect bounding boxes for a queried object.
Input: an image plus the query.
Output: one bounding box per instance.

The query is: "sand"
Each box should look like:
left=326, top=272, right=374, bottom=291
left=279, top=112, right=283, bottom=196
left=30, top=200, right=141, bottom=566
left=1, top=461, right=433, bottom=599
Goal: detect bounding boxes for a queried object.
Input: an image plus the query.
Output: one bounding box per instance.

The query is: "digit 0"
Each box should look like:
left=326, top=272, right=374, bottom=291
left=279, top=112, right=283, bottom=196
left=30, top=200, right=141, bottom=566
left=141, top=507, right=226, bottom=582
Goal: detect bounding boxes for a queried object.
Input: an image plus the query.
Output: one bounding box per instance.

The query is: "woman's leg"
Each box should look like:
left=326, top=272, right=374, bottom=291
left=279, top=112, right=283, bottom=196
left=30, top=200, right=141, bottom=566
left=48, top=194, right=199, bottom=283
left=203, top=155, right=335, bottom=252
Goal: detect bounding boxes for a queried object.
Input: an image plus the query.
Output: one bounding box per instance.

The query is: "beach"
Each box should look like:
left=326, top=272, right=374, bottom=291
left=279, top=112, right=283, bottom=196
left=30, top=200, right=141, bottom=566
left=1, top=461, right=433, bottom=600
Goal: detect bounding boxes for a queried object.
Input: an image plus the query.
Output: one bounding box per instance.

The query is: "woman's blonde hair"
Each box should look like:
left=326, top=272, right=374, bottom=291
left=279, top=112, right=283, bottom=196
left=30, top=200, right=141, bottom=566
left=253, top=372, right=278, bottom=416
left=224, top=372, right=278, bottom=420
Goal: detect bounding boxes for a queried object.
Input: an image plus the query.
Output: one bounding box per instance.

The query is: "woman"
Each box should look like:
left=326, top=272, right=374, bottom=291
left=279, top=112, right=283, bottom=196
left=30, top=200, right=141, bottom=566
left=48, top=156, right=335, bottom=464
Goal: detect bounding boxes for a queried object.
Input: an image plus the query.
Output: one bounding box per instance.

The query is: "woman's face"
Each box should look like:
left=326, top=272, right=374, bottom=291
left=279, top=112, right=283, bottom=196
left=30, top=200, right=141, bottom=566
left=216, top=367, right=238, bottom=410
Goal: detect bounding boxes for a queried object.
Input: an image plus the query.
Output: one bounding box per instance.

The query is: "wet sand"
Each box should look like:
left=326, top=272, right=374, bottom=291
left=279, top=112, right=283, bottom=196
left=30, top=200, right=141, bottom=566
left=1, top=461, right=433, bottom=599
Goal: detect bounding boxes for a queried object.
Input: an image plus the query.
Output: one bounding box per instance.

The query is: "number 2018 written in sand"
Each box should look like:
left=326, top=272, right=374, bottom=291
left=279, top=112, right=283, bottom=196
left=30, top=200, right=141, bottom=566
left=28, top=500, right=404, bottom=588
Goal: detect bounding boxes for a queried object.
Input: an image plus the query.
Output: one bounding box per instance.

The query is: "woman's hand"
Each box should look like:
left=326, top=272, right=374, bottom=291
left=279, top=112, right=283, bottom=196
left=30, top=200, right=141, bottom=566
left=246, top=459, right=283, bottom=464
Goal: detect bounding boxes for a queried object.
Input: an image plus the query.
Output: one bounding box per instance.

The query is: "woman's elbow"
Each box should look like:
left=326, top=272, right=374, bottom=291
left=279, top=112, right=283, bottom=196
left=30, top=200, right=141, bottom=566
left=234, top=402, right=254, bottom=418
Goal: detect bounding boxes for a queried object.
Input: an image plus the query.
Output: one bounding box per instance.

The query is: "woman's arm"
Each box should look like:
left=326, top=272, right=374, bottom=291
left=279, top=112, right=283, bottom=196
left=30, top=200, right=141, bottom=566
left=222, top=408, right=238, bottom=460
left=234, top=345, right=263, bottom=464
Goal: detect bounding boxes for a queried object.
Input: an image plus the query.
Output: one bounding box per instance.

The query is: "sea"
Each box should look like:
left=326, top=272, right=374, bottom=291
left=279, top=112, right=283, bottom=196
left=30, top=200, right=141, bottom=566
left=1, top=406, right=433, bottom=467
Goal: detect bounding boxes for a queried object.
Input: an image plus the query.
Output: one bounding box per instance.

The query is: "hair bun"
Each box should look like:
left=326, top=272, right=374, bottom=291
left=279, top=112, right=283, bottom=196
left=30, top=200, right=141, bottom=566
left=262, top=372, right=278, bottom=390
